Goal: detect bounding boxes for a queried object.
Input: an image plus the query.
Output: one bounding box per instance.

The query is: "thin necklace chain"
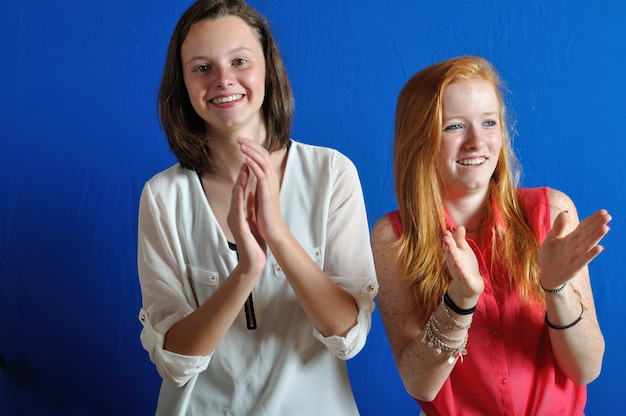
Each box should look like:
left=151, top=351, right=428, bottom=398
left=463, top=210, right=486, bottom=233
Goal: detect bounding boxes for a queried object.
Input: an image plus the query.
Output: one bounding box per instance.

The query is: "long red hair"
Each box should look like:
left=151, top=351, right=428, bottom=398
left=393, top=56, right=543, bottom=318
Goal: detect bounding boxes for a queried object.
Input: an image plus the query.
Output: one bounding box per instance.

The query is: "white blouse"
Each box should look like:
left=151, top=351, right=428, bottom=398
left=137, top=140, right=378, bottom=415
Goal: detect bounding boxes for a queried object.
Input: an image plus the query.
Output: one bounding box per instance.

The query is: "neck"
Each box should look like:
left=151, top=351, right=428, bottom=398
left=444, top=192, right=488, bottom=231
left=204, top=124, right=268, bottom=183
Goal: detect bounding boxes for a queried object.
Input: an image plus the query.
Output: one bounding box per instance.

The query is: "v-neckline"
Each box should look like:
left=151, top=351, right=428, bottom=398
left=195, top=140, right=293, bottom=249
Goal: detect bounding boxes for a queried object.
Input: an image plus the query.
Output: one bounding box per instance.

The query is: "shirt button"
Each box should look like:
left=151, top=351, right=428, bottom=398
left=492, top=329, right=501, bottom=337
left=499, top=377, right=509, bottom=384
left=367, top=285, right=375, bottom=292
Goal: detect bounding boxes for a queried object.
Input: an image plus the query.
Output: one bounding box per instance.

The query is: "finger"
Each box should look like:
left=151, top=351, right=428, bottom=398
left=231, top=165, right=247, bottom=208
left=238, top=163, right=251, bottom=198
left=237, top=137, right=260, bottom=149
left=452, top=226, right=468, bottom=246
left=576, top=209, right=610, bottom=235
left=245, top=188, right=257, bottom=222
left=227, top=165, right=249, bottom=235
left=243, top=155, right=267, bottom=183
left=587, top=209, right=611, bottom=224
left=442, top=233, right=464, bottom=269
left=548, top=210, right=570, bottom=239
left=241, top=153, right=273, bottom=196
left=239, top=138, right=270, bottom=166
left=574, top=210, right=611, bottom=251
left=238, top=163, right=250, bottom=186
left=581, top=224, right=610, bottom=251
left=442, top=230, right=456, bottom=252
left=572, top=244, right=605, bottom=271
left=580, top=210, right=612, bottom=237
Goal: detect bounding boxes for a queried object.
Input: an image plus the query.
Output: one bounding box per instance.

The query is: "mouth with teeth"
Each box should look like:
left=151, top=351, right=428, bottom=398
left=211, top=94, right=243, bottom=104
left=457, top=157, right=486, bottom=166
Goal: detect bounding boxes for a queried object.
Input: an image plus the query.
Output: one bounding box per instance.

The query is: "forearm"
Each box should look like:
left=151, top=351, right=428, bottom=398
left=539, top=192, right=609, bottom=384
left=267, top=227, right=359, bottom=337
left=395, top=299, right=473, bottom=402
left=164, top=266, right=258, bottom=356
left=545, top=283, right=604, bottom=385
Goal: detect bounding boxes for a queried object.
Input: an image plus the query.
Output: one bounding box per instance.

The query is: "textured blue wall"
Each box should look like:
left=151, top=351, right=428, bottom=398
left=1, top=1, right=624, bottom=414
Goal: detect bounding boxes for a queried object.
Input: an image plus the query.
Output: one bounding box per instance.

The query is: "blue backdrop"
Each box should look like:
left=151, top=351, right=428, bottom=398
left=1, top=1, right=624, bottom=415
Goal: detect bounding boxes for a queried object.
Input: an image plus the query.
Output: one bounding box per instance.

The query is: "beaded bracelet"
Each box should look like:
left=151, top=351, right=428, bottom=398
left=443, top=292, right=476, bottom=315
left=541, top=281, right=567, bottom=293
left=545, top=300, right=585, bottom=330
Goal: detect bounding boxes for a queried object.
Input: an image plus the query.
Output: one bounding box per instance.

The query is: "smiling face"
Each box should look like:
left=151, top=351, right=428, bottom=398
left=437, top=77, right=503, bottom=199
left=181, top=15, right=266, bottom=139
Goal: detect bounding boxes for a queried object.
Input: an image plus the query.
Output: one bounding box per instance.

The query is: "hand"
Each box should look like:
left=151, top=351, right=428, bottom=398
left=237, top=137, right=286, bottom=243
left=539, top=209, right=611, bottom=289
left=442, top=226, right=484, bottom=307
left=226, top=163, right=267, bottom=277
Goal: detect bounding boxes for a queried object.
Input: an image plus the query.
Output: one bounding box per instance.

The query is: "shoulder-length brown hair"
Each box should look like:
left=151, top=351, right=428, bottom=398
left=393, top=56, right=543, bottom=318
left=158, top=0, right=293, bottom=174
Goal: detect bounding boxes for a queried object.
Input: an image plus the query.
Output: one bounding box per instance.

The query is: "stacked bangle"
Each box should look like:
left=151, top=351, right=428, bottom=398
left=423, top=316, right=468, bottom=365
left=422, top=299, right=472, bottom=365
left=443, top=292, right=476, bottom=315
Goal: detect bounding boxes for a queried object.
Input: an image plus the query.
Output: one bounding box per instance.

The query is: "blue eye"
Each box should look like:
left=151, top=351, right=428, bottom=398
left=484, top=120, right=497, bottom=127
left=444, top=124, right=463, bottom=131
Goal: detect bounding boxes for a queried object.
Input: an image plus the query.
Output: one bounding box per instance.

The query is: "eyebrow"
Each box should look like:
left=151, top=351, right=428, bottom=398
left=183, top=46, right=255, bottom=66
left=443, top=111, right=499, bottom=120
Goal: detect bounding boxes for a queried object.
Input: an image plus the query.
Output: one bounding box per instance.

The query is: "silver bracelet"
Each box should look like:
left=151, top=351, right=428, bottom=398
left=422, top=312, right=469, bottom=364
left=428, top=315, right=466, bottom=343
left=442, top=301, right=472, bottom=329
left=431, top=311, right=470, bottom=331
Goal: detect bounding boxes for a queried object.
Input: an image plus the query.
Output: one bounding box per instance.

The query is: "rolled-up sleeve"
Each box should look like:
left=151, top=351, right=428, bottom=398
left=137, top=182, right=211, bottom=387
left=313, top=152, right=379, bottom=360
left=312, top=275, right=378, bottom=359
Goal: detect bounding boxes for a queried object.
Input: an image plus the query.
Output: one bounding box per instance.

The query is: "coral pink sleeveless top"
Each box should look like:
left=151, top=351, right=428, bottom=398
left=386, top=188, right=586, bottom=416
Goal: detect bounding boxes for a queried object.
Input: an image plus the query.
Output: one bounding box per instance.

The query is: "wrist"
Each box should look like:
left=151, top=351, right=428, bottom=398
left=541, top=281, right=567, bottom=293
left=443, top=291, right=476, bottom=315
left=445, top=284, right=480, bottom=311
left=263, top=221, right=291, bottom=250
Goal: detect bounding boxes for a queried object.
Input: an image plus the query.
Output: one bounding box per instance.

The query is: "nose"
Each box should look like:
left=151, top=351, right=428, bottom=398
left=465, top=125, right=484, bottom=149
left=214, top=66, right=234, bottom=89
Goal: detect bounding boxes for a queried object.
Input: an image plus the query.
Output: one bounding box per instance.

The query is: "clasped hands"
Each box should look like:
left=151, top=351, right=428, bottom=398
left=226, top=138, right=285, bottom=277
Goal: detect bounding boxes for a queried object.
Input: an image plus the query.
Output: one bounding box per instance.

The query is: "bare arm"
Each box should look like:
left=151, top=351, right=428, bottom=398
left=240, top=139, right=359, bottom=337
left=163, top=163, right=267, bottom=356
left=540, top=188, right=610, bottom=384
left=371, top=216, right=476, bottom=401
